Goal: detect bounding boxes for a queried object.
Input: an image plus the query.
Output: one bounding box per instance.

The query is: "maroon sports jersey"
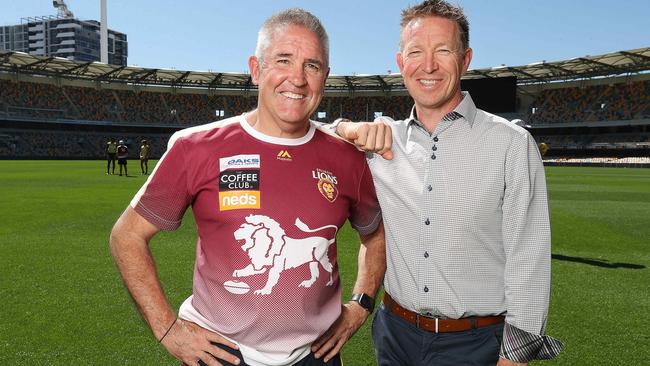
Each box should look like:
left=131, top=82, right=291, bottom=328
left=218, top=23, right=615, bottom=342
left=117, top=145, right=128, bottom=159
left=130, top=114, right=381, bottom=361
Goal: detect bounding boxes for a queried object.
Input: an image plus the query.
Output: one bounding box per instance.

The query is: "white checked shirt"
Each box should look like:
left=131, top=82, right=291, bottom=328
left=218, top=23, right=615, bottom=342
left=368, top=93, right=562, bottom=362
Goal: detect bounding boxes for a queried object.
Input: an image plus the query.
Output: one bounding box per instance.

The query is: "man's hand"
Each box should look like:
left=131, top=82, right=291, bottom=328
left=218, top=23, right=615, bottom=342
left=497, top=357, right=527, bottom=366
left=311, top=302, right=369, bottom=362
left=336, top=120, right=393, bottom=160
left=161, top=319, right=241, bottom=366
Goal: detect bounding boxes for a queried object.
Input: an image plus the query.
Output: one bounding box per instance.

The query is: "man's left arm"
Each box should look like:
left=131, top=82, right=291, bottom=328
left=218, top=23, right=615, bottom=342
left=311, top=221, right=386, bottom=361
left=499, top=132, right=563, bottom=365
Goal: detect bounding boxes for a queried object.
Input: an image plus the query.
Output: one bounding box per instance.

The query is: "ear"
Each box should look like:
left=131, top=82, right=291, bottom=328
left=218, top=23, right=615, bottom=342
left=249, top=55, right=261, bottom=85
left=461, top=47, right=472, bottom=75
left=396, top=51, right=405, bottom=74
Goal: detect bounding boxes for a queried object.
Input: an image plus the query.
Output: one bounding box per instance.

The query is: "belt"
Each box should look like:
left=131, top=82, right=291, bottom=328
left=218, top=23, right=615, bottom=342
left=382, top=293, right=504, bottom=333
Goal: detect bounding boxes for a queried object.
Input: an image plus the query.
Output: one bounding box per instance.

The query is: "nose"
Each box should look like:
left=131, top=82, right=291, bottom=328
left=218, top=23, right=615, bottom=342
left=289, top=64, right=307, bottom=87
left=423, top=52, right=438, bottom=73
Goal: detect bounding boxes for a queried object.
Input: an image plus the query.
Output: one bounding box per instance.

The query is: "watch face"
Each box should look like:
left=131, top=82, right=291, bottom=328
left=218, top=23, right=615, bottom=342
left=352, top=293, right=375, bottom=312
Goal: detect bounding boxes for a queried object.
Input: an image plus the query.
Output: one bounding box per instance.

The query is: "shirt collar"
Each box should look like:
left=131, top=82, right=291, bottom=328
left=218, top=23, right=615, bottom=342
left=407, top=92, right=478, bottom=128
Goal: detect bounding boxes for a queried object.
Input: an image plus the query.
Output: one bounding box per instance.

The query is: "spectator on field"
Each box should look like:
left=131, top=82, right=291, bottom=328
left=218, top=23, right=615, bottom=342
left=117, top=140, right=129, bottom=176
left=107, top=137, right=118, bottom=174
left=139, top=139, right=150, bottom=175
left=538, top=142, right=549, bottom=157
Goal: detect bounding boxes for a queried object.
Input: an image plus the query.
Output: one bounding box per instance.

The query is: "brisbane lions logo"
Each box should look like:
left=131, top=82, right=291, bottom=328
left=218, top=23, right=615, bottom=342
left=231, top=214, right=338, bottom=295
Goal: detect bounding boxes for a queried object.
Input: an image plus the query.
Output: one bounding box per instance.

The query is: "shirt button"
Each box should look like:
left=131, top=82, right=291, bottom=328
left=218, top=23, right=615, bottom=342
left=427, top=185, right=432, bottom=191
left=424, top=251, right=429, bottom=258
left=424, top=286, right=429, bottom=292
left=424, top=218, right=430, bottom=225
left=431, top=153, right=436, bottom=160
left=433, top=136, right=439, bottom=142
left=432, top=145, right=437, bottom=151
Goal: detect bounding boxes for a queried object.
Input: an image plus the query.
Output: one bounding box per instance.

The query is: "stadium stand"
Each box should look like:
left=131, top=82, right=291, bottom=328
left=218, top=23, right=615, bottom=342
left=1, top=48, right=649, bottom=164
left=0, top=79, right=414, bottom=125
left=528, top=81, right=650, bottom=124
left=0, top=128, right=168, bottom=159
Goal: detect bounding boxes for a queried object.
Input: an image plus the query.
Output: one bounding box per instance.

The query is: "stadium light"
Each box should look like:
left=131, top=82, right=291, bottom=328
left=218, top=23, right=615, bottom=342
left=100, top=0, right=108, bottom=63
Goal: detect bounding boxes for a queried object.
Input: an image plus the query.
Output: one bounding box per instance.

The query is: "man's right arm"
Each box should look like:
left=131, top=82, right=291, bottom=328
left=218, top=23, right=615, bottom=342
left=324, top=118, right=394, bottom=160
left=110, top=207, right=240, bottom=366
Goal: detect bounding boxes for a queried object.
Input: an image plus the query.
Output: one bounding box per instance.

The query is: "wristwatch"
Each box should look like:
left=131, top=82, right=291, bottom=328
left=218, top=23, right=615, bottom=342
left=350, top=293, right=375, bottom=313
left=331, top=117, right=351, bottom=136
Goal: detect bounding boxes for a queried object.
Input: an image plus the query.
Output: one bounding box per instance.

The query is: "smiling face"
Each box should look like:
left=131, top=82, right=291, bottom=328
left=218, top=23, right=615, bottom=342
left=397, top=16, right=472, bottom=123
left=249, top=24, right=329, bottom=138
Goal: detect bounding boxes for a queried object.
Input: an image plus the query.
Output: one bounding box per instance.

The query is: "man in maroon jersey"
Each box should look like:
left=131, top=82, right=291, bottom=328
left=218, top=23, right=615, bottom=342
left=116, top=139, right=128, bottom=176
left=110, top=8, right=385, bottom=366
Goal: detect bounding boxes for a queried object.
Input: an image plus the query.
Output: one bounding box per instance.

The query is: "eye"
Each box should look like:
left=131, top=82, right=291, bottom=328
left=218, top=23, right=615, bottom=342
left=276, top=58, right=290, bottom=66
left=407, top=50, right=422, bottom=57
left=305, top=63, right=321, bottom=73
left=435, top=48, right=453, bottom=57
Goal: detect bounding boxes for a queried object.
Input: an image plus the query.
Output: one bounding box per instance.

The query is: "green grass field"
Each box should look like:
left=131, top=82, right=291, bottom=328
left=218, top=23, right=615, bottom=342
left=1, top=161, right=649, bottom=365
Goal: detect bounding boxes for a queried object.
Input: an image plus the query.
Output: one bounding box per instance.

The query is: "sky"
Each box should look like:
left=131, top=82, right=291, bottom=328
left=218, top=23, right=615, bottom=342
left=1, top=0, right=649, bottom=76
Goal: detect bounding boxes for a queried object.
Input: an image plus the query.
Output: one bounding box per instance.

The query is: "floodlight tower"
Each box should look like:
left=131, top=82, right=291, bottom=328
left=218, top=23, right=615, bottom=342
left=52, top=0, right=75, bottom=18
left=100, top=0, right=108, bottom=63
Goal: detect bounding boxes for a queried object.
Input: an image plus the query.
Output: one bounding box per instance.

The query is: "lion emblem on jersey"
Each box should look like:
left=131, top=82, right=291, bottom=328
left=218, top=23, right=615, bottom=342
left=318, top=179, right=338, bottom=202
left=232, top=214, right=338, bottom=295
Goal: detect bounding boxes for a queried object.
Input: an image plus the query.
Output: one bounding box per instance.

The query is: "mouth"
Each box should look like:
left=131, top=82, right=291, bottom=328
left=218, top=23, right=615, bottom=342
left=418, top=78, right=441, bottom=87
left=280, top=91, right=305, bottom=100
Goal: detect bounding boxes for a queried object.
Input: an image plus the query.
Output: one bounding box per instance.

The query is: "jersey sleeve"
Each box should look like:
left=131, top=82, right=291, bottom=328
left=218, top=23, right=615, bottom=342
left=349, top=159, right=382, bottom=235
left=130, top=135, right=191, bottom=230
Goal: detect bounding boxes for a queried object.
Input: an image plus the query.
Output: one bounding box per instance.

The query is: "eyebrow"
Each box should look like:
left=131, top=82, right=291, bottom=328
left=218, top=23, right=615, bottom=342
left=404, top=42, right=456, bottom=51
left=305, top=58, right=324, bottom=67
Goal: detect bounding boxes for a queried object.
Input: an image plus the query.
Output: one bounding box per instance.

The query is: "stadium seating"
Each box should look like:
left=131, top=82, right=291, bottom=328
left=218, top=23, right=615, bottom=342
left=1, top=80, right=417, bottom=125
left=528, top=81, right=650, bottom=124
left=0, top=129, right=168, bottom=159
left=1, top=78, right=649, bottom=160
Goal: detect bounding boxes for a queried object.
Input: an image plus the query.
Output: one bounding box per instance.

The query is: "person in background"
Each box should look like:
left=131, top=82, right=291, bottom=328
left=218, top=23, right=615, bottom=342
left=116, top=140, right=128, bottom=177
left=538, top=142, right=549, bottom=157
left=139, top=139, right=150, bottom=175
left=106, top=137, right=117, bottom=175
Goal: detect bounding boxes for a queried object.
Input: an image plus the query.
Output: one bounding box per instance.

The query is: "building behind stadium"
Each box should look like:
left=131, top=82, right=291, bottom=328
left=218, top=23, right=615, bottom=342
left=0, top=11, right=127, bottom=65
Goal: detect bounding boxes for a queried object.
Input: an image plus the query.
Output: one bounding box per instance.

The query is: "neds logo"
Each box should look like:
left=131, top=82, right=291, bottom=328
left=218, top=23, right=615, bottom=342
left=219, top=191, right=260, bottom=211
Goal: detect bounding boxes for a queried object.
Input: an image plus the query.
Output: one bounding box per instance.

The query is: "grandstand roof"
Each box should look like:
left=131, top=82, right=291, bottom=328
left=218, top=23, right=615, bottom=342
left=1, top=47, right=648, bottom=91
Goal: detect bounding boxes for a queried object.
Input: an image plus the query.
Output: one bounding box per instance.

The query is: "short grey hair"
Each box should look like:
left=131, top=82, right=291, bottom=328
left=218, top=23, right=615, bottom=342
left=400, top=0, right=470, bottom=52
left=255, top=8, right=329, bottom=65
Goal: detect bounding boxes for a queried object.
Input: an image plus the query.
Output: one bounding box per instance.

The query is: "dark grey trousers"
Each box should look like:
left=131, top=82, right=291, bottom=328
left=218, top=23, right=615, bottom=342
left=372, top=303, right=504, bottom=366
